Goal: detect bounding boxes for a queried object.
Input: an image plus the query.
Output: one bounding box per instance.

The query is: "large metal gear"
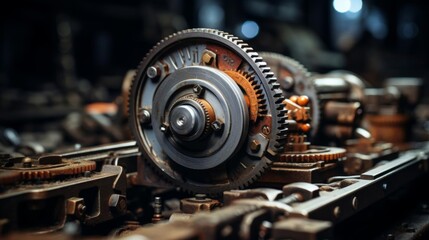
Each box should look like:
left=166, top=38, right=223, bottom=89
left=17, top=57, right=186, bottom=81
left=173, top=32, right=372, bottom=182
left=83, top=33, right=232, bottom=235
left=129, top=29, right=287, bottom=194
left=259, top=52, right=321, bottom=138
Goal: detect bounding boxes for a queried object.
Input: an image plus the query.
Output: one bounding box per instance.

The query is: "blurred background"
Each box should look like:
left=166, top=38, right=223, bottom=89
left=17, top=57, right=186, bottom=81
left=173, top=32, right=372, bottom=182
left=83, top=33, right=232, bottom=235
left=1, top=0, right=429, bottom=151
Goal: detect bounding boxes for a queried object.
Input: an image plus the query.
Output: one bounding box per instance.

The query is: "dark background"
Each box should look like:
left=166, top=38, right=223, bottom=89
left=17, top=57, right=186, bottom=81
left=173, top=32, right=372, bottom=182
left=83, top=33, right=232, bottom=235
left=2, top=0, right=429, bottom=90
left=1, top=0, right=428, bottom=126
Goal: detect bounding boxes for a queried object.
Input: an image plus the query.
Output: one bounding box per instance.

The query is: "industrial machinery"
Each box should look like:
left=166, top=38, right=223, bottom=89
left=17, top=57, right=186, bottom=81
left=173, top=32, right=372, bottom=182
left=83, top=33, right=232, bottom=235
left=1, top=28, right=428, bottom=240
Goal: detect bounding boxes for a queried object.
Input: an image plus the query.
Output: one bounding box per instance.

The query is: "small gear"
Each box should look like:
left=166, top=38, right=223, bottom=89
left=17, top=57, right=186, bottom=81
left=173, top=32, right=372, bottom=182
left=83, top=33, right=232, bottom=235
left=224, top=70, right=266, bottom=122
left=278, top=146, right=346, bottom=163
left=1, top=156, right=96, bottom=180
left=172, top=95, right=215, bottom=137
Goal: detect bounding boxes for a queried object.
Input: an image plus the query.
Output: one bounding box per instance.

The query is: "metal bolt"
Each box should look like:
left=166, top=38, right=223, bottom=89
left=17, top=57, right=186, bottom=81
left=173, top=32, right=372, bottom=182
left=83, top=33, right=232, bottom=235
left=193, top=84, right=204, bottom=96
left=195, top=193, right=207, bottom=201
left=250, top=140, right=261, bottom=152
left=333, top=206, right=341, bottom=218
left=147, top=66, right=160, bottom=79
left=160, top=123, right=169, bottom=133
left=22, top=157, right=32, bottom=168
left=262, top=125, right=271, bottom=135
left=352, top=197, right=358, bottom=210
left=83, top=171, right=91, bottom=177
left=211, top=120, right=224, bottom=132
left=202, top=51, right=215, bottom=65
left=152, top=196, right=163, bottom=223
left=139, top=108, right=151, bottom=124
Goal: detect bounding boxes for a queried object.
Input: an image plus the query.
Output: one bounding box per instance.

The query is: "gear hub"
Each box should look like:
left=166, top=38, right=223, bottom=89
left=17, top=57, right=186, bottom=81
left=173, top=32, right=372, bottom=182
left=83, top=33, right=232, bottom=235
left=129, top=28, right=287, bottom=194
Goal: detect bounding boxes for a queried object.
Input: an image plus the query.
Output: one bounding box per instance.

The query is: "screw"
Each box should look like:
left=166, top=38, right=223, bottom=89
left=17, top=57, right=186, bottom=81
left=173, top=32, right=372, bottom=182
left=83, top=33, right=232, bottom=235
left=211, top=120, right=224, bottom=132
left=202, top=51, right=215, bottom=65
left=22, top=157, right=32, bottom=168
left=250, top=140, right=261, bottom=152
left=147, top=66, right=160, bottom=79
left=262, top=125, right=271, bottom=135
left=139, top=109, right=151, bottom=124
left=193, top=84, right=204, bottom=96
left=83, top=171, right=91, bottom=177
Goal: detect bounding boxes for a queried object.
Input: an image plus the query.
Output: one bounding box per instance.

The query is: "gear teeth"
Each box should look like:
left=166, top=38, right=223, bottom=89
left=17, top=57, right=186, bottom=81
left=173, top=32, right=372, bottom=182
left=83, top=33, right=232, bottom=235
left=279, top=147, right=346, bottom=163
left=129, top=28, right=288, bottom=194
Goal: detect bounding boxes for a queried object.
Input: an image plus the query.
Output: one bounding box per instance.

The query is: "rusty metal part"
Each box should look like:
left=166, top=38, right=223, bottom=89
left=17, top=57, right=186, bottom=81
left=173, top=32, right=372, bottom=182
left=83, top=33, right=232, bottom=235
left=0, top=164, right=127, bottom=233
left=180, top=194, right=220, bottom=214
left=0, top=142, right=134, bottom=233
left=0, top=170, right=21, bottom=185
left=323, top=101, right=362, bottom=126
left=259, top=52, right=320, bottom=138
left=0, top=156, right=96, bottom=180
left=365, top=114, right=409, bottom=144
left=281, top=182, right=320, bottom=205
left=257, top=161, right=342, bottom=188
left=279, top=146, right=346, bottom=163
left=224, top=70, right=265, bottom=122
left=129, top=28, right=287, bottom=194
left=344, top=138, right=399, bottom=175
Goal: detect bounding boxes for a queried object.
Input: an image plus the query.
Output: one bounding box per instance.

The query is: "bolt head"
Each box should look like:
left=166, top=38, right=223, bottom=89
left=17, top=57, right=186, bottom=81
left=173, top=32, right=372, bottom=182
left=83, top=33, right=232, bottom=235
left=202, top=52, right=215, bottom=65
left=22, top=157, right=32, bottom=168
left=147, top=66, right=159, bottom=79
left=160, top=123, right=169, bottom=133
left=250, top=140, right=261, bottom=152
left=192, top=84, right=204, bottom=96
left=262, top=125, right=271, bottom=135
left=211, top=120, right=224, bottom=132
left=139, top=109, right=151, bottom=124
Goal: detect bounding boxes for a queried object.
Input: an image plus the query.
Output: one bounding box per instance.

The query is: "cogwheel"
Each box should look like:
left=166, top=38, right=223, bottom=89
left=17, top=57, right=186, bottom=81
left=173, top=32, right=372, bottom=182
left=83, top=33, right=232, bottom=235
left=0, top=156, right=96, bottom=180
left=278, top=146, right=346, bottom=163
left=224, top=70, right=266, bottom=122
left=259, top=52, right=320, bottom=138
left=129, top=28, right=287, bottom=194
left=172, top=95, right=215, bottom=137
